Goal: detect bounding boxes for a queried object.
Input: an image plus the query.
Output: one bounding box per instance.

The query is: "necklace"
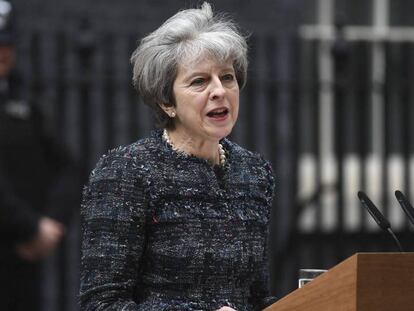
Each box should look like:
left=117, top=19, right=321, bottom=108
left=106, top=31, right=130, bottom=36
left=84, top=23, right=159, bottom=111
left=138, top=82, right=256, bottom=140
left=162, top=129, right=226, bottom=166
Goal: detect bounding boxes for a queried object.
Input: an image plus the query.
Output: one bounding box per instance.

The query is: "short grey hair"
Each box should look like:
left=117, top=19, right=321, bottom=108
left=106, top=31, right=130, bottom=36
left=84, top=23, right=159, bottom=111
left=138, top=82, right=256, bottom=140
left=130, top=2, right=248, bottom=129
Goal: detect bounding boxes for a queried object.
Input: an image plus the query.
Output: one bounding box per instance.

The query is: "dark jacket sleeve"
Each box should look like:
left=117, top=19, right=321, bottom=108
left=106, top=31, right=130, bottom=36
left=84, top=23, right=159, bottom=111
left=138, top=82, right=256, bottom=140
left=0, top=173, right=40, bottom=244
left=249, top=159, right=278, bottom=311
left=31, top=106, right=82, bottom=226
left=80, top=150, right=148, bottom=310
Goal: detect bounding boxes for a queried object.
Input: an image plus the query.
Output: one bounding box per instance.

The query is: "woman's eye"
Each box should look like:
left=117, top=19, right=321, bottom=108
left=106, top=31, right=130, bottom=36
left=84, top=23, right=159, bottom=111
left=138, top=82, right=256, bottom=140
left=190, top=78, right=205, bottom=86
left=221, top=74, right=235, bottom=82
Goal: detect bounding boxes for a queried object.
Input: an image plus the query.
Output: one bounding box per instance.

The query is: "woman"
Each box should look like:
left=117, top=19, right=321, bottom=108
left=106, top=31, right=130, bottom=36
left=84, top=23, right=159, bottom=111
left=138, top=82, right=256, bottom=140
left=80, top=2, right=276, bottom=311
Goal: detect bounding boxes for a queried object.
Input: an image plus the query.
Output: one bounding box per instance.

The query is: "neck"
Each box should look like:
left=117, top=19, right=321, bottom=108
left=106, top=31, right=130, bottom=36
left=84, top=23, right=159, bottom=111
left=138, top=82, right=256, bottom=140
left=165, top=129, right=221, bottom=165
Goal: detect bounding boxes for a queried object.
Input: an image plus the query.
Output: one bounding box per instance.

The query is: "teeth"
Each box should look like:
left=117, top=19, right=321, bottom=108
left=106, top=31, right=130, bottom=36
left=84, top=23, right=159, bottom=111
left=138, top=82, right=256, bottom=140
left=209, top=108, right=227, bottom=114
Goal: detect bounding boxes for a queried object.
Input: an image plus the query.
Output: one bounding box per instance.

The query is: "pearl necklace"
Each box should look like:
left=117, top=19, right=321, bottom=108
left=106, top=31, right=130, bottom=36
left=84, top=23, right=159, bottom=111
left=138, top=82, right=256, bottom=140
left=162, top=129, right=226, bottom=166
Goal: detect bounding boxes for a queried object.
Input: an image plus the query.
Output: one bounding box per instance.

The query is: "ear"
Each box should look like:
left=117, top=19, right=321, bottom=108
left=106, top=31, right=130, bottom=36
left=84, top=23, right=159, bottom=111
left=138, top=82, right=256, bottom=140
left=159, top=103, right=170, bottom=114
left=159, top=103, right=176, bottom=118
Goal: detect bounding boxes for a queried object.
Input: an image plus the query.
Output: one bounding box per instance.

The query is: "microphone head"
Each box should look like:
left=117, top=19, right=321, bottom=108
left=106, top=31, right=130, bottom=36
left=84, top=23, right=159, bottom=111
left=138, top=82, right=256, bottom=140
left=395, top=190, right=405, bottom=201
left=395, top=190, right=414, bottom=226
left=358, top=191, right=391, bottom=230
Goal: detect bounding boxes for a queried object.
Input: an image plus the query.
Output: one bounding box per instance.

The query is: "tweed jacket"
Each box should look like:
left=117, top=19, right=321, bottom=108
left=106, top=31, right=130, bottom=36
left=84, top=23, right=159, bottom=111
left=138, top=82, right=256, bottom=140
left=80, top=129, right=276, bottom=311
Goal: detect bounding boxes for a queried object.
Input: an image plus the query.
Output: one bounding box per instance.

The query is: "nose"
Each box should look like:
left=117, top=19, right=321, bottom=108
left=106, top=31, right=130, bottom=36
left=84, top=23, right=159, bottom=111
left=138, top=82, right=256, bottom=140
left=209, top=77, right=225, bottom=101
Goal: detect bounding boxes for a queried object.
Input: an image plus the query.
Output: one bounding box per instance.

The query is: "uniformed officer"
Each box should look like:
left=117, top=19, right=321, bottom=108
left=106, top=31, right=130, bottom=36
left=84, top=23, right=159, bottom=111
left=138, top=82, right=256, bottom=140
left=0, top=1, right=80, bottom=310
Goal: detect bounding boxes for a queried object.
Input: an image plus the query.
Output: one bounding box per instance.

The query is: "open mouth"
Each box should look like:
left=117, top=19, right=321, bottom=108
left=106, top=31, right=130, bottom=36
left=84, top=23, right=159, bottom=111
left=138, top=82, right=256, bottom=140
left=206, top=107, right=229, bottom=119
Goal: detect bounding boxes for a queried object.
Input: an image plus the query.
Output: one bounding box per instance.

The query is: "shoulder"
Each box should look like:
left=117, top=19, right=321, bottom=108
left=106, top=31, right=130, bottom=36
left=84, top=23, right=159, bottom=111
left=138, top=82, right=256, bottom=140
left=89, top=134, right=159, bottom=182
left=224, top=139, right=275, bottom=198
left=224, top=139, right=273, bottom=171
left=110, top=135, right=158, bottom=162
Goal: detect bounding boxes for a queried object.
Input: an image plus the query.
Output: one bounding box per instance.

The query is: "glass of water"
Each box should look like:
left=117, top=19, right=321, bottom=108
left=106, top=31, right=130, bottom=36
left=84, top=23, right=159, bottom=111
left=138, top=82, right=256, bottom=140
left=298, top=268, right=327, bottom=288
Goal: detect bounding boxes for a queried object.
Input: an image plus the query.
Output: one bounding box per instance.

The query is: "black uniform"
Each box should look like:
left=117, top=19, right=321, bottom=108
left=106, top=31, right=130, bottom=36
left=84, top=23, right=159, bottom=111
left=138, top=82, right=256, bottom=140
left=0, top=74, right=80, bottom=310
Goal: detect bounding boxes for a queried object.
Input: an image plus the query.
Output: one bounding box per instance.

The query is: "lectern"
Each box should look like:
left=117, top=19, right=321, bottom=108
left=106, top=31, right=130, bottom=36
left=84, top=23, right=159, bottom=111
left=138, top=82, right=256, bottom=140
left=265, top=253, right=414, bottom=311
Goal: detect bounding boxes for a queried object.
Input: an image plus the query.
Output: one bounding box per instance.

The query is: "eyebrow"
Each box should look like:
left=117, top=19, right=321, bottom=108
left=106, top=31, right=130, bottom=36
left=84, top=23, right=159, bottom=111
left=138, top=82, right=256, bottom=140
left=183, top=67, right=235, bottom=81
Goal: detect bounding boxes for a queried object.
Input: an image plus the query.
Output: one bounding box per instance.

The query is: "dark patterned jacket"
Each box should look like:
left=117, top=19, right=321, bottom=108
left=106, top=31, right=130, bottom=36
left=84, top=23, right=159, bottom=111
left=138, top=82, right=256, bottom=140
left=80, top=129, right=276, bottom=311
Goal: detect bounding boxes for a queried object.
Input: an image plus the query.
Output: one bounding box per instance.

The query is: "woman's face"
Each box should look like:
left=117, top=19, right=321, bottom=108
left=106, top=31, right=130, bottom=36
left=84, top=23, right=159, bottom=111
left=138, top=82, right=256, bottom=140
left=170, top=58, right=239, bottom=142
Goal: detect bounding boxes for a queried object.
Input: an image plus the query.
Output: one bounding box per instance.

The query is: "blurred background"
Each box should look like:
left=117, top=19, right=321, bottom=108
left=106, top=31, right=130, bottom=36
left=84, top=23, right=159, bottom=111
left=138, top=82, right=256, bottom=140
left=7, top=0, right=414, bottom=309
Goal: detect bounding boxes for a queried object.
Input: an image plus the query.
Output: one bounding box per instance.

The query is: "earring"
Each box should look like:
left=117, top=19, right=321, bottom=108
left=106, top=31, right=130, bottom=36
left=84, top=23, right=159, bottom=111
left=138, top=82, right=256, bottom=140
left=170, top=111, right=176, bottom=118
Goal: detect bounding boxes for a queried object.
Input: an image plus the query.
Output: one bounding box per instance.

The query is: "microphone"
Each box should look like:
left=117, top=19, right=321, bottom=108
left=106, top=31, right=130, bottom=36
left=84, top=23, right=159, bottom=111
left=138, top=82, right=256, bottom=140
left=395, top=190, right=414, bottom=227
left=357, top=191, right=404, bottom=252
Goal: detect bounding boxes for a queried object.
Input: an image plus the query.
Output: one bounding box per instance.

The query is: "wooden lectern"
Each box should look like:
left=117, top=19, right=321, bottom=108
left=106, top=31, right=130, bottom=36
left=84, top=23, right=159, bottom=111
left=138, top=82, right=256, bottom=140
left=265, top=253, right=414, bottom=311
